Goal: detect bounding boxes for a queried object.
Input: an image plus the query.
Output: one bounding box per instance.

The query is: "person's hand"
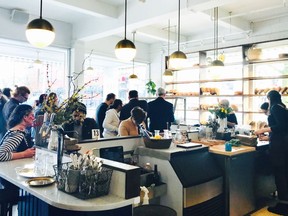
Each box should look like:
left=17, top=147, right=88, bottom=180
left=259, top=134, right=269, bottom=141
left=254, top=129, right=263, bottom=135
left=23, top=148, right=36, bottom=158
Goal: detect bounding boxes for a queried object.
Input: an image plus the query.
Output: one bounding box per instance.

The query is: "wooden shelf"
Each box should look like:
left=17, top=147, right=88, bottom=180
left=245, top=57, right=288, bottom=65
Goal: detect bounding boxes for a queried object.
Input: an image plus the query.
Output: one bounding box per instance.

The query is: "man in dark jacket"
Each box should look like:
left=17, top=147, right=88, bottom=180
left=120, top=90, right=148, bottom=121
left=147, top=87, right=175, bottom=132
left=2, top=86, right=30, bottom=123
left=63, top=102, right=97, bottom=140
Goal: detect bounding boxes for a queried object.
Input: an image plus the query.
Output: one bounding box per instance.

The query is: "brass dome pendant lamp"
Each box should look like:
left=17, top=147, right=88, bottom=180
left=115, top=0, right=136, bottom=61
left=26, top=0, right=55, bottom=48
left=211, top=7, right=224, bottom=67
left=169, top=0, right=187, bottom=70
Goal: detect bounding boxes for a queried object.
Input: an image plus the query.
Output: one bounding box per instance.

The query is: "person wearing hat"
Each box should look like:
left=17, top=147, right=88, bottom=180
left=147, top=87, right=175, bottom=132
left=62, top=102, right=97, bottom=141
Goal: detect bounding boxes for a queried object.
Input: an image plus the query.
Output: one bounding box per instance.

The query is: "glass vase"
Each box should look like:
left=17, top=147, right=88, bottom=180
left=48, top=128, right=58, bottom=151
left=217, top=117, right=227, bottom=132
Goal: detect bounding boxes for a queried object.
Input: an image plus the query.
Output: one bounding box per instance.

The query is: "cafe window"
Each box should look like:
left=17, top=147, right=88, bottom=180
left=0, top=40, right=68, bottom=106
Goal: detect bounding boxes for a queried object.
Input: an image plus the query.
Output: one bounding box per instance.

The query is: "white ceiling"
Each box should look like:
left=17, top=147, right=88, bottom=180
left=1, top=0, right=288, bottom=48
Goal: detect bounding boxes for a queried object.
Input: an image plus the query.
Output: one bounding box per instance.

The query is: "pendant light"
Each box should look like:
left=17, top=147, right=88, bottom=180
left=86, top=59, right=94, bottom=71
left=115, top=0, right=136, bottom=61
left=34, top=50, right=42, bottom=65
left=129, top=32, right=138, bottom=79
left=169, top=0, right=187, bottom=70
left=211, top=7, right=224, bottom=67
left=26, top=0, right=55, bottom=48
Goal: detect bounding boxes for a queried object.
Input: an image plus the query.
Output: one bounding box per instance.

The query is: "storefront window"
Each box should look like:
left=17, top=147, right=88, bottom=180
left=0, top=40, right=68, bottom=106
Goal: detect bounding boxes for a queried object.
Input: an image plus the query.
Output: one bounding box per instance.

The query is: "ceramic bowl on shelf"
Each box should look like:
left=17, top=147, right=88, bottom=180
left=143, top=137, right=172, bottom=149
left=279, top=53, right=288, bottom=58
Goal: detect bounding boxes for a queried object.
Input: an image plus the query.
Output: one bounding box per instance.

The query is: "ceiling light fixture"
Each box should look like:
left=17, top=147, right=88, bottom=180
left=211, top=7, right=224, bottom=67
left=129, top=32, right=138, bottom=79
left=26, top=0, right=55, bottom=48
left=34, top=50, right=42, bottom=65
left=169, top=0, right=187, bottom=70
left=86, top=59, right=94, bottom=71
left=115, top=0, right=136, bottom=61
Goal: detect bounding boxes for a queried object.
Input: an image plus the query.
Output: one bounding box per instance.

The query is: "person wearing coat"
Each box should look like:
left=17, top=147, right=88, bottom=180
left=147, top=87, right=175, bottom=132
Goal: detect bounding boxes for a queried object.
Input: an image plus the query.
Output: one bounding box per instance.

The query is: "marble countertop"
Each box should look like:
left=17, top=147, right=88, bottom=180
left=0, top=158, right=137, bottom=211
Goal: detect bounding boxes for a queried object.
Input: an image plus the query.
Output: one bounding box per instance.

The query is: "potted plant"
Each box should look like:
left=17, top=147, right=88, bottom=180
left=145, top=80, right=156, bottom=96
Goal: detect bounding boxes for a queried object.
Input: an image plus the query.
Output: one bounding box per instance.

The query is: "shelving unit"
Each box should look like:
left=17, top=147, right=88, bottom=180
left=164, top=40, right=288, bottom=126
left=139, top=96, right=187, bottom=122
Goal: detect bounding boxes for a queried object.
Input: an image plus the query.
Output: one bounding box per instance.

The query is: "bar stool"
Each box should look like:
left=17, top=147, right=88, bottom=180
left=0, top=188, right=18, bottom=216
left=133, top=204, right=177, bottom=216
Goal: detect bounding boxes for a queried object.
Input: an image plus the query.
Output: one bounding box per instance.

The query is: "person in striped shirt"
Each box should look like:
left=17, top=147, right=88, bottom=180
left=0, top=104, right=35, bottom=162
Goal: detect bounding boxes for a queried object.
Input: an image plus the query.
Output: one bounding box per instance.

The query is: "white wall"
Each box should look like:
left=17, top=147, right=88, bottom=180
left=0, top=7, right=72, bottom=49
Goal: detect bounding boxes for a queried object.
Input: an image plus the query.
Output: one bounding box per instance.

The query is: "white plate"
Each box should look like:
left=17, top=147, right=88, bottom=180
left=16, top=167, right=47, bottom=178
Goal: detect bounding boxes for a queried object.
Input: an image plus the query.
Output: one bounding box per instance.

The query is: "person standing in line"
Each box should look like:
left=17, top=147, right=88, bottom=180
left=95, top=93, right=116, bottom=138
left=255, top=90, right=288, bottom=215
left=2, top=86, right=30, bottom=131
left=102, top=99, right=122, bottom=138
left=120, top=90, right=148, bottom=121
left=2, top=88, right=12, bottom=100
left=0, top=89, right=8, bottom=140
left=147, top=87, right=175, bottom=132
left=34, top=93, right=47, bottom=117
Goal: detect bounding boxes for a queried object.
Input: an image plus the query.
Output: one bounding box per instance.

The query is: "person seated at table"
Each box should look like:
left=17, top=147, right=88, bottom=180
left=62, top=102, right=97, bottom=140
left=0, top=104, right=35, bottom=162
left=119, top=106, right=147, bottom=137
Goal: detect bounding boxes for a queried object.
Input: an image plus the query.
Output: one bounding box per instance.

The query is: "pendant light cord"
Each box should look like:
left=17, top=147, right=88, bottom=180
left=177, top=0, right=180, bottom=51
left=124, top=0, right=127, bottom=40
left=132, top=31, right=135, bottom=74
left=40, top=0, right=43, bottom=19
left=168, top=20, right=170, bottom=55
left=214, top=7, right=219, bottom=59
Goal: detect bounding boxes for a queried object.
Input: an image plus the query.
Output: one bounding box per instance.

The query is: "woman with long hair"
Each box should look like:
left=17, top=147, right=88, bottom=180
left=0, top=104, right=35, bottom=161
left=255, top=90, right=288, bottom=215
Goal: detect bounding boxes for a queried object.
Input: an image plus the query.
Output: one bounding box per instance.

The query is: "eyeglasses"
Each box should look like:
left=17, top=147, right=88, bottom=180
left=21, top=95, right=28, bottom=101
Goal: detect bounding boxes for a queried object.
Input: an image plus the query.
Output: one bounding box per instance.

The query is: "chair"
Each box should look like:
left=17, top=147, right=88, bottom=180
left=0, top=188, right=19, bottom=216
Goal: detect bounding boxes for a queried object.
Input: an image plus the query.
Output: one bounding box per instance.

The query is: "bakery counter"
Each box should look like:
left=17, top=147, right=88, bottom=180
left=137, top=141, right=258, bottom=216
left=137, top=145, right=224, bottom=216
left=0, top=157, right=140, bottom=215
left=209, top=144, right=256, bottom=216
